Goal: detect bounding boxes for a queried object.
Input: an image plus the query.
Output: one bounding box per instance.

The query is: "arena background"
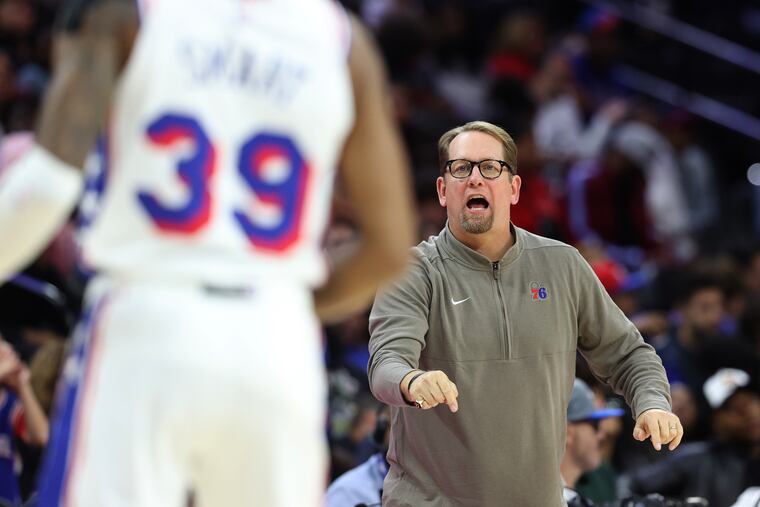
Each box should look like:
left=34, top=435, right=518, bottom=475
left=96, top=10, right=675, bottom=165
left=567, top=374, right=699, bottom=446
left=0, top=0, right=759, bottom=505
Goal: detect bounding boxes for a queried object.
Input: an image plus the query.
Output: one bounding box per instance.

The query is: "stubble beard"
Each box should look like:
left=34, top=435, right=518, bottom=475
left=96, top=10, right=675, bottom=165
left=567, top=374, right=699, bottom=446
left=460, top=210, right=494, bottom=234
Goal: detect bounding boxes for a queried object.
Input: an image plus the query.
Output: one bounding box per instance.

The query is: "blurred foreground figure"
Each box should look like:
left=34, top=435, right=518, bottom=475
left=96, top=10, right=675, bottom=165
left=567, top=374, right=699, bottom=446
left=0, top=0, right=414, bottom=505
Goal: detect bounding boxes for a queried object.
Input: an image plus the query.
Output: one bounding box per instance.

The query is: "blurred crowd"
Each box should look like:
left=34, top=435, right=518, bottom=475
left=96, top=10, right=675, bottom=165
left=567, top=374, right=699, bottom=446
left=0, top=0, right=759, bottom=506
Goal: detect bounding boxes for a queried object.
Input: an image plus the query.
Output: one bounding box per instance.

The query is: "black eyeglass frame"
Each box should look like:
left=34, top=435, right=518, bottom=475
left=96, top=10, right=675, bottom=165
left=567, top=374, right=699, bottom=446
left=444, top=159, right=515, bottom=179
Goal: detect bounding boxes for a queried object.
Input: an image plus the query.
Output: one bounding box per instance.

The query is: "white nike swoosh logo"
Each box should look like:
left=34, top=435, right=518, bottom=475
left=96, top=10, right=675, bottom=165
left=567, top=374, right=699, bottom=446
left=451, top=297, right=470, bottom=305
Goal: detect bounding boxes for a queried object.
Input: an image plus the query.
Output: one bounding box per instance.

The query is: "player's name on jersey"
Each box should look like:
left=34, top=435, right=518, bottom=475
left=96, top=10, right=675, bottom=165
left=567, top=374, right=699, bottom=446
left=178, top=40, right=309, bottom=105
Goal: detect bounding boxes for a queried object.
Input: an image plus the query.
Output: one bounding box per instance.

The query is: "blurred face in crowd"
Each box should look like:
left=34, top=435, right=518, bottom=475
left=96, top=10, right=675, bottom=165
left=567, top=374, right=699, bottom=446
left=566, top=420, right=604, bottom=473
left=714, top=391, right=760, bottom=444
left=532, top=52, right=574, bottom=101
left=746, top=253, right=760, bottom=293
left=436, top=131, right=521, bottom=241
left=670, top=383, right=698, bottom=434
left=0, top=51, right=14, bottom=104
left=0, top=0, right=35, bottom=36
left=682, top=287, right=724, bottom=335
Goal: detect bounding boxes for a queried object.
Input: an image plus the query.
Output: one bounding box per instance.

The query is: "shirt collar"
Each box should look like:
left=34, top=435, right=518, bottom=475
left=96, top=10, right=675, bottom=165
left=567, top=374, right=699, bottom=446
left=438, top=221, right=524, bottom=271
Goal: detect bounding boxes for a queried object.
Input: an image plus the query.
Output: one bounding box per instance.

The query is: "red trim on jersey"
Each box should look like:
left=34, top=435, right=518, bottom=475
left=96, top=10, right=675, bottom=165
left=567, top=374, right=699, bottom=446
left=11, top=402, right=26, bottom=441
left=62, top=297, right=112, bottom=507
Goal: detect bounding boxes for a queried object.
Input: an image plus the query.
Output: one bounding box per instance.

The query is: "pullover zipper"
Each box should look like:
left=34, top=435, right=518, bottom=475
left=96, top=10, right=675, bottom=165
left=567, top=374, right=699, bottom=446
left=492, top=261, right=510, bottom=359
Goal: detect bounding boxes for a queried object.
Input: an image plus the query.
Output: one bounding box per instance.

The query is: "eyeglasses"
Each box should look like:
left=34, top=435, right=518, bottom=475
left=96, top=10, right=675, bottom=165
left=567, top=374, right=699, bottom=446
left=445, top=159, right=513, bottom=179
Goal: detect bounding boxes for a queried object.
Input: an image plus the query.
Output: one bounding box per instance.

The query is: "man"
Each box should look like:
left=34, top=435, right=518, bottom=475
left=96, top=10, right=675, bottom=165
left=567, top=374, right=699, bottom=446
left=561, top=379, right=624, bottom=506
left=368, top=120, right=681, bottom=506
left=625, top=368, right=760, bottom=507
left=0, top=0, right=415, bottom=505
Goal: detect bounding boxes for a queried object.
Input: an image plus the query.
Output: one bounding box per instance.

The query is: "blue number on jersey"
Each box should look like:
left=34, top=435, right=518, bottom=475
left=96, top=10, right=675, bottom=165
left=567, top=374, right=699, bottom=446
left=138, top=114, right=216, bottom=233
left=139, top=112, right=309, bottom=252
left=234, top=133, right=309, bottom=252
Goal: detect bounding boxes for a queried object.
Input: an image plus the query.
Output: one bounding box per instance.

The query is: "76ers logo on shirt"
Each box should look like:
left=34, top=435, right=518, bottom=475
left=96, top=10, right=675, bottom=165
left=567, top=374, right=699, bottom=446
left=529, top=282, right=548, bottom=301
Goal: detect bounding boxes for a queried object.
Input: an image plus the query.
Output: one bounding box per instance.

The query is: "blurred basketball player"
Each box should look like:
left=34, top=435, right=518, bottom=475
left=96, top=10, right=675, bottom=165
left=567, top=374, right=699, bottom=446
left=0, top=0, right=415, bottom=505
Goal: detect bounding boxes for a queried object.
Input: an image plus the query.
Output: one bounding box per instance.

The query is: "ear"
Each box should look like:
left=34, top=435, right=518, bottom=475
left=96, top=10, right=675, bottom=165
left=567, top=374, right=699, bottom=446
left=510, top=174, right=522, bottom=205
left=436, top=176, right=447, bottom=207
left=565, top=424, right=576, bottom=447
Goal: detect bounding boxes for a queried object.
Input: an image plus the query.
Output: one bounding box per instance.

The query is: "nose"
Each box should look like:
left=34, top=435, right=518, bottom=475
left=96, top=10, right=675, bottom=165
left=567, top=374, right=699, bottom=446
left=466, top=164, right=486, bottom=186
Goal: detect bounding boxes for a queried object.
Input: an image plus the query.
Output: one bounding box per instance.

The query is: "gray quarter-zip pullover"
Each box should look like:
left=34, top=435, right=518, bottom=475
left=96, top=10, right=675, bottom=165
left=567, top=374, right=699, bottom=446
left=368, top=225, right=671, bottom=506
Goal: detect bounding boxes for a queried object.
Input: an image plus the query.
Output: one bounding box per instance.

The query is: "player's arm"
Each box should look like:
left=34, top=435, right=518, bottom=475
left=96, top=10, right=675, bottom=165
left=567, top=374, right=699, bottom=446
left=313, top=17, right=416, bottom=323
left=38, top=0, right=138, bottom=166
left=0, top=0, right=137, bottom=281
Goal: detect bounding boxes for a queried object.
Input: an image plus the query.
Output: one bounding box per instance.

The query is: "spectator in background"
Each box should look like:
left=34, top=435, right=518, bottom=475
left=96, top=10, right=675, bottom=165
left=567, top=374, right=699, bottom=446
left=656, top=273, right=733, bottom=438
left=583, top=244, right=667, bottom=337
left=329, top=394, right=381, bottom=480
left=0, top=338, right=48, bottom=507
left=566, top=131, right=657, bottom=257
left=375, top=8, right=459, bottom=170
left=741, top=296, right=760, bottom=358
left=562, top=378, right=624, bottom=506
left=327, top=406, right=390, bottom=507
left=663, top=110, right=719, bottom=244
left=415, top=181, right=446, bottom=241
left=325, top=309, right=380, bottom=479
left=739, top=245, right=760, bottom=297
left=486, top=10, right=545, bottom=85
left=570, top=6, right=628, bottom=109
left=611, top=121, right=692, bottom=259
left=732, top=488, right=760, bottom=507
left=508, top=128, right=565, bottom=238
left=0, top=49, right=16, bottom=122
left=531, top=49, right=627, bottom=163
left=326, top=311, right=373, bottom=382
left=577, top=382, right=626, bottom=505
left=623, top=368, right=760, bottom=507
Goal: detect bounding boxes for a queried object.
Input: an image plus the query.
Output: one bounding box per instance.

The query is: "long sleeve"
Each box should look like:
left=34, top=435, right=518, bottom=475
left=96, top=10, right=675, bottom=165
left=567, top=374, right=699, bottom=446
left=573, top=251, right=671, bottom=418
left=367, top=253, right=431, bottom=407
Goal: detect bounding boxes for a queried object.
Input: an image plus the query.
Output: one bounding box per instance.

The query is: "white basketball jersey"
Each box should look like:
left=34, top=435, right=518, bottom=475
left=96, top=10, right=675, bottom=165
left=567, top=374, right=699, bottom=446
left=80, top=0, right=354, bottom=287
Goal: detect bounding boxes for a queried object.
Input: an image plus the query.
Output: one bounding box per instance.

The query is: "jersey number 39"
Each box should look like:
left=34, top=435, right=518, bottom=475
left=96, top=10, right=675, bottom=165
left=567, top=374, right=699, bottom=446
left=137, top=113, right=310, bottom=253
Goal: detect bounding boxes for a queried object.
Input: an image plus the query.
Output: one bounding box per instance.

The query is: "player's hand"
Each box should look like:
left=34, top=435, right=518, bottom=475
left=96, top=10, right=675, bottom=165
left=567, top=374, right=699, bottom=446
left=3, top=363, right=30, bottom=392
left=404, top=370, right=459, bottom=413
left=633, top=408, right=683, bottom=451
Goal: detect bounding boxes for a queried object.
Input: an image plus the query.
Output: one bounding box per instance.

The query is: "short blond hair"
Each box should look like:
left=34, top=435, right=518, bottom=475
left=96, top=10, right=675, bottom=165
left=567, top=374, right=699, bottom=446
left=437, top=121, right=518, bottom=175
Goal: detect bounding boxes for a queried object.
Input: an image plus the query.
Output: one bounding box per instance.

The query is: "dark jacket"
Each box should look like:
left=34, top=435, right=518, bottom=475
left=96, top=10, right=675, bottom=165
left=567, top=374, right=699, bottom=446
left=625, top=441, right=760, bottom=507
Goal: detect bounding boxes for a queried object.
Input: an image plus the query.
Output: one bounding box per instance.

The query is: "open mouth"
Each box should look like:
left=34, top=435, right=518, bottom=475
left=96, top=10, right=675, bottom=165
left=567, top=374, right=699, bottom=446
left=466, top=196, right=489, bottom=210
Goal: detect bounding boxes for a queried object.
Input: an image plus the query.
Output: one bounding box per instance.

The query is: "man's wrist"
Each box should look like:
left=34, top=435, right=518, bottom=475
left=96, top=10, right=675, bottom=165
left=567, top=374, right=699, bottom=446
left=400, top=369, right=424, bottom=402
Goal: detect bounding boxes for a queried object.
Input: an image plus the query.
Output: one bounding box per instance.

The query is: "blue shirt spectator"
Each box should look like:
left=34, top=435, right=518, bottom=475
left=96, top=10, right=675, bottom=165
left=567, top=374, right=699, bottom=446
left=326, top=452, right=387, bottom=507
